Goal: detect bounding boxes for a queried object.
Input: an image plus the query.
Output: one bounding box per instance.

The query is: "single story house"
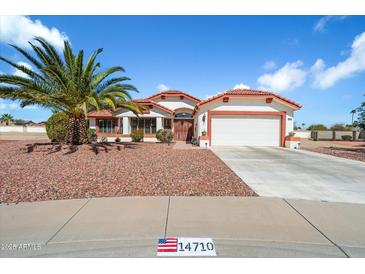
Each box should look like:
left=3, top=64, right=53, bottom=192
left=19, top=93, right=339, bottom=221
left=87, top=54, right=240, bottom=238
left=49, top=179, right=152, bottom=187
left=87, top=89, right=301, bottom=147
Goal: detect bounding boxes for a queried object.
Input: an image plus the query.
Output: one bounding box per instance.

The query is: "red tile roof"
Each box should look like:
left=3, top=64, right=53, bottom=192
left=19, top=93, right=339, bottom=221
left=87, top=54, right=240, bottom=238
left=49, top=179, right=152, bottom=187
left=87, top=109, right=114, bottom=118
left=147, top=90, right=201, bottom=103
left=194, top=88, right=302, bottom=112
left=88, top=100, right=174, bottom=117
left=133, top=99, right=175, bottom=114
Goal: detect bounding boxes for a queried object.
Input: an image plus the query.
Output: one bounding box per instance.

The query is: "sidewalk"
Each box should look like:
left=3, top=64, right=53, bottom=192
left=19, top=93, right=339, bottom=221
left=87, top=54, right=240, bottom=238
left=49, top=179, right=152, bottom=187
left=1, top=196, right=365, bottom=257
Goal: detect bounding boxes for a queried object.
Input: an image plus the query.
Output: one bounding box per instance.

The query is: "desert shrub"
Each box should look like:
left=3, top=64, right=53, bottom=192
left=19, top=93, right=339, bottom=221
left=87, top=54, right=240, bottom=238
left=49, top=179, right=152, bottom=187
left=46, top=112, right=69, bottom=143
left=115, top=137, right=121, bottom=143
left=131, top=130, right=144, bottom=142
left=87, top=128, right=97, bottom=143
left=341, top=135, right=352, bottom=141
left=156, top=129, right=174, bottom=143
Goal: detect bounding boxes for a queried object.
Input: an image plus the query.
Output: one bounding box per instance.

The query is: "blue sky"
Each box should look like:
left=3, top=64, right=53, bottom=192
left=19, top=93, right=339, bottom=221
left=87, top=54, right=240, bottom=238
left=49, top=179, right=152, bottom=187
left=0, top=15, right=364, bottom=127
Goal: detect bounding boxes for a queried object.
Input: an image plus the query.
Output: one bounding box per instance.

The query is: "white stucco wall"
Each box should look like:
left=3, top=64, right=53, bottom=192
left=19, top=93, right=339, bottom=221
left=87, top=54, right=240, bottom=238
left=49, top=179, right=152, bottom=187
left=153, top=97, right=197, bottom=111
left=0, top=126, right=46, bottom=133
left=25, top=126, right=47, bottom=133
left=115, top=108, right=173, bottom=118
left=122, top=117, right=129, bottom=134
left=156, top=117, right=163, bottom=131
left=294, top=131, right=311, bottom=139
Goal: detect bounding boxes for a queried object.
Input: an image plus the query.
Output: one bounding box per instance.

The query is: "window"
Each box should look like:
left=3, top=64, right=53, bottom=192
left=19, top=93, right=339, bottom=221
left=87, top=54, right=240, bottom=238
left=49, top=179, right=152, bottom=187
left=130, top=118, right=156, bottom=134
left=164, top=118, right=172, bottom=129
left=98, top=119, right=115, bottom=133
left=175, top=112, right=192, bottom=118
left=119, top=119, right=123, bottom=134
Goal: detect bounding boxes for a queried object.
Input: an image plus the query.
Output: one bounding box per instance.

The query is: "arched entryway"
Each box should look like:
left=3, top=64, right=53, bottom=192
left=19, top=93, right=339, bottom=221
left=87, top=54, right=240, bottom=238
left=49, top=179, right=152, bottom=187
left=173, top=108, right=194, bottom=141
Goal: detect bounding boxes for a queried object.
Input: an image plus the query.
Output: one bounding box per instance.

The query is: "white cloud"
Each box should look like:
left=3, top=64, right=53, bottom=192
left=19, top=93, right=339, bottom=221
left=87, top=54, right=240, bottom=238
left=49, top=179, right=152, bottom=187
left=0, top=99, right=19, bottom=110
left=263, top=61, right=277, bottom=71
left=0, top=99, right=40, bottom=111
left=13, top=61, right=33, bottom=78
left=0, top=15, right=69, bottom=50
left=157, top=83, right=170, bottom=91
left=205, top=92, right=224, bottom=99
left=314, top=16, right=347, bottom=33
left=311, top=32, right=365, bottom=89
left=233, top=83, right=250, bottom=89
left=257, top=61, right=307, bottom=92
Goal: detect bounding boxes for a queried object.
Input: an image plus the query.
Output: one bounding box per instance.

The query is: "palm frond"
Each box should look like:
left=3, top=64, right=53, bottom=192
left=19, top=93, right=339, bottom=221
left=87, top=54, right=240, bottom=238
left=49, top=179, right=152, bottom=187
left=102, top=97, right=117, bottom=110
left=91, top=66, right=125, bottom=89
left=0, top=37, right=141, bottom=120
left=96, top=76, right=131, bottom=93
left=34, top=37, right=64, bottom=67
left=9, top=44, right=43, bottom=70
left=0, top=56, right=44, bottom=80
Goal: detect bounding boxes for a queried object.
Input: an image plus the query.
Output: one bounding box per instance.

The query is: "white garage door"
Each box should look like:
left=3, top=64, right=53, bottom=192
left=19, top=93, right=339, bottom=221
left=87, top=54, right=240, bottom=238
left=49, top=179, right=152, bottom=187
left=211, top=115, right=281, bottom=146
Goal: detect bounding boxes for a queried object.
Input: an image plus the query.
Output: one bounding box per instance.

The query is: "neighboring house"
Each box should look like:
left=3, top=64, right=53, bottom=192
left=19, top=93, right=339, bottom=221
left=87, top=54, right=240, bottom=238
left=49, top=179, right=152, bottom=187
left=87, top=89, right=301, bottom=147
left=31, top=122, right=47, bottom=127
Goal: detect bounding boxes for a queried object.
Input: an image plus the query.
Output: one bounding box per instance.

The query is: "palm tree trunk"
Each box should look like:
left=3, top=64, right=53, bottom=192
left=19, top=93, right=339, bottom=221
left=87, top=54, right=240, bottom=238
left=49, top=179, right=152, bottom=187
left=67, top=114, right=88, bottom=145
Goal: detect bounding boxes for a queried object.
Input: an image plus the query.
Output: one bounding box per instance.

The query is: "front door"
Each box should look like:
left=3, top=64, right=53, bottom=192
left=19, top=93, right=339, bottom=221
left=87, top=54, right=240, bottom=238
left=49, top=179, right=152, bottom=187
left=173, top=119, right=194, bottom=141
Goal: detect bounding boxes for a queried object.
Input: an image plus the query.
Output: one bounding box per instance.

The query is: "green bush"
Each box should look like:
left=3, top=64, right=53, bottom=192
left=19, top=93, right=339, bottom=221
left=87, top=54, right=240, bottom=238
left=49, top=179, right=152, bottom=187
left=131, top=130, right=144, bottom=142
left=341, top=135, right=352, bottom=141
left=156, top=129, right=163, bottom=141
left=46, top=112, right=69, bottom=143
left=87, top=128, right=97, bottom=143
left=156, top=129, right=173, bottom=143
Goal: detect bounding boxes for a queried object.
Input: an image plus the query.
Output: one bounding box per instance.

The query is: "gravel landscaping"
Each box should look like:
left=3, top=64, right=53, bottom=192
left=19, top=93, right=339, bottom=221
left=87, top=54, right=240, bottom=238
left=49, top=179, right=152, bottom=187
left=303, top=146, right=365, bottom=163
left=0, top=141, right=257, bottom=204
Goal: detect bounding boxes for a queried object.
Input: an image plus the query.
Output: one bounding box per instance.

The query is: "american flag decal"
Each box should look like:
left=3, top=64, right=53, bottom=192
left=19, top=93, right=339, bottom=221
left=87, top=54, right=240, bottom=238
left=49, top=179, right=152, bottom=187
left=157, top=237, right=178, bottom=252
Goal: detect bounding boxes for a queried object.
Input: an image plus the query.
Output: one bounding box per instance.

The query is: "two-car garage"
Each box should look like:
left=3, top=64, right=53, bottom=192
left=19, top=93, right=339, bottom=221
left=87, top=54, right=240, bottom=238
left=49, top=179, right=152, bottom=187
left=211, top=115, right=281, bottom=146
left=194, top=89, right=301, bottom=148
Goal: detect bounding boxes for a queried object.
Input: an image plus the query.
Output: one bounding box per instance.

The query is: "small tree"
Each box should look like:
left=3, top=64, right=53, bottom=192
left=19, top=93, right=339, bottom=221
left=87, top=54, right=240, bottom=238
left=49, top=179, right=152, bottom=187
left=307, top=124, right=328, bottom=131
left=0, top=113, right=14, bottom=125
left=330, top=123, right=346, bottom=131
left=355, top=95, right=365, bottom=130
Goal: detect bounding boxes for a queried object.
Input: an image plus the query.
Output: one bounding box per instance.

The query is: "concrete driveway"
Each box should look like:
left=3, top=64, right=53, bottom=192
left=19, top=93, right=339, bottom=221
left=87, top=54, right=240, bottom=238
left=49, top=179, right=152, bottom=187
left=211, top=146, right=365, bottom=204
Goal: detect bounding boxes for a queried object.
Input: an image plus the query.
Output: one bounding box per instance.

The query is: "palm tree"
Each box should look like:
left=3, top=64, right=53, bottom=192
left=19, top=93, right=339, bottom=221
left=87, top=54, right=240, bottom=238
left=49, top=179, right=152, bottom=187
left=0, top=113, right=14, bottom=125
left=350, top=109, right=357, bottom=126
left=0, top=37, right=142, bottom=144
